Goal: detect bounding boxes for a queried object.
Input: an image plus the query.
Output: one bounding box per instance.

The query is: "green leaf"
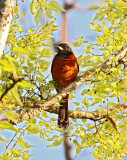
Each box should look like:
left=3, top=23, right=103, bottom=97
left=41, top=48, right=55, bottom=57
left=30, top=1, right=36, bottom=15
left=46, top=135, right=59, bottom=141
left=106, top=139, right=114, bottom=146
left=69, top=93, right=75, bottom=100
left=27, top=124, right=40, bottom=134
left=39, top=121, right=45, bottom=126
left=73, top=140, right=82, bottom=157
left=56, top=127, right=66, bottom=133
left=13, top=47, right=31, bottom=55
left=19, top=12, right=26, bottom=17
left=41, top=111, right=49, bottom=118
left=0, top=60, right=15, bottom=72
left=10, top=87, right=23, bottom=106
left=48, top=1, right=66, bottom=16
left=97, top=35, right=107, bottom=45
left=89, top=23, right=102, bottom=32
left=48, top=137, right=63, bottom=147
left=72, top=41, right=82, bottom=47
left=18, top=80, right=35, bottom=89
left=76, top=107, right=81, bottom=111
left=89, top=23, right=95, bottom=31
left=5, top=111, right=19, bottom=123
left=27, top=118, right=37, bottom=125
left=91, top=98, right=102, bottom=106
left=39, top=60, right=50, bottom=72
left=94, top=12, right=101, bottom=21
left=12, top=148, right=22, bottom=157
left=76, top=37, right=88, bottom=43
left=44, top=130, right=50, bottom=138
left=74, top=102, right=80, bottom=106
left=17, top=138, right=34, bottom=148
left=22, top=151, right=33, bottom=160
left=0, top=122, right=18, bottom=132
left=46, top=9, right=53, bottom=19
left=0, top=136, right=4, bottom=141
left=14, top=5, right=19, bottom=14
left=82, top=97, right=89, bottom=108
left=4, top=54, right=18, bottom=63
left=28, top=29, right=35, bottom=33
left=34, top=8, right=43, bottom=25
left=64, top=126, right=73, bottom=133
left=81, top=89, right=88, bottom=95
left=45, top=123, right=53, bottom=130
left=0, top=153, right=11, bottom=160
left=40, top=130, right=44, bottom=139
left=89, top=3, right=100, bottom=10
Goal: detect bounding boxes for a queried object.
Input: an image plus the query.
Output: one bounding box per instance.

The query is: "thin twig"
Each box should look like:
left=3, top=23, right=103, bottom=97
left=0, top=77, right=24, bottom=101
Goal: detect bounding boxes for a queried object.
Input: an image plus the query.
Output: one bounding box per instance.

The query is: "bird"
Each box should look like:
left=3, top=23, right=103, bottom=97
left=51, top=43, right=79, bottom=128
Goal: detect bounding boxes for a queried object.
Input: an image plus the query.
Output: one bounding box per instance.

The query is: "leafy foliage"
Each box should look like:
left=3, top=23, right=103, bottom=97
left=0, top=0, right=127, bottom=159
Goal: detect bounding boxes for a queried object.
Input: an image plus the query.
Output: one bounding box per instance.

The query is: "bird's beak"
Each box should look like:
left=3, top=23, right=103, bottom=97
left=57, top=46, right=63, bottom=50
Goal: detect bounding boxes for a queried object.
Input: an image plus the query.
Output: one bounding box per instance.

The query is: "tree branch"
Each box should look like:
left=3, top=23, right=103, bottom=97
left=18, top=102, right=127, bottom=122
left=1, top=102, right=127, bottom=128
left=0, top=77, right=24, bottom=101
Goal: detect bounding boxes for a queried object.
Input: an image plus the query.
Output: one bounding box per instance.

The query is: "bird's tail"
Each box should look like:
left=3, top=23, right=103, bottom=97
left=58, top=95, right=69, bottom=129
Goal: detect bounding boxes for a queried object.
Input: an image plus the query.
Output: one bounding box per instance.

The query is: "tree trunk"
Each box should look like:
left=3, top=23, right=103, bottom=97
left=0, top=0, right=15, bottom=58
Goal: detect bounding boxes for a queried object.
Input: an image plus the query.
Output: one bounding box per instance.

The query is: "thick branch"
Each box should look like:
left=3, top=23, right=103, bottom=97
left=19, top=102, right=127, bottom=122
left=0, top=0, right=15, bottom=58
left=1, top=103, right=127, bottom=125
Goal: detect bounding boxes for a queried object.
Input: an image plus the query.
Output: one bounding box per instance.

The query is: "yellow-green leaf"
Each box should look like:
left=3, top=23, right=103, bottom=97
left=13, top=47, right=30, bottom=55
left=17, top=138, right=34, bottom=148
left=10, top=87, right=23, bottom=106
left=5, top=111, right=19, bottom=123
left=27, top=124, right=40, bottom=134
left=0, top=122, right=18, bottom=132
left=39, top=60, right=50, bottom=72
left=73, top=140, right=81, bottom=157
left=48, top=137, right=63, bottom=147
left=34, top=8, right=43, bottom=25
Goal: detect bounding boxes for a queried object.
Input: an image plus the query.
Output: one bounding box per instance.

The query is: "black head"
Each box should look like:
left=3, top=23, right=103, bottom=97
left=57, top=43, right=73, bottom=56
